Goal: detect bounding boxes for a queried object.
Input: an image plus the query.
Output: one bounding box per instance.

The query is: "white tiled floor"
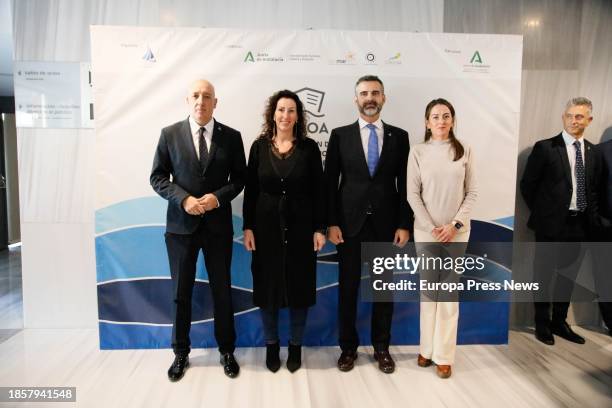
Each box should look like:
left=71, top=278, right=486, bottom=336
left=0, top=327, right=610, bottom=408
left=1, top=246, right=611, bottom=407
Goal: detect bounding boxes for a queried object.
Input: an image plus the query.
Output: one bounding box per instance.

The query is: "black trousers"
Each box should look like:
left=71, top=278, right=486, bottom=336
left=533, top=212, right=587, bottom=327
left=165, top=219, right=236, bottom=356
left=337, top=217, right=393, bottom=352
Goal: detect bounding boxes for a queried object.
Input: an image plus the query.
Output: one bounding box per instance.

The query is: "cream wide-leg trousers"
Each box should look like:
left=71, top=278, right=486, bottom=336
left=414, top=228, right=470, bottom=365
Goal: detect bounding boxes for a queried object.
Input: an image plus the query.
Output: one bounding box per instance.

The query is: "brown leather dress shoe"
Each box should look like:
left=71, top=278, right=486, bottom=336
left=373, top=350, right=395, bottom=374
left=338, top=350, right=358, bottom=372
left=436, top=364, right=452, bottom=379
left=417, top=354, right=432, bottom=367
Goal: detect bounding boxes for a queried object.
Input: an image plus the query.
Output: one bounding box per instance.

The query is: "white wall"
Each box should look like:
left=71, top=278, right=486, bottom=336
left=12, top=0, right=612, bottom=328
left=11, top=0, right=443, bottom=328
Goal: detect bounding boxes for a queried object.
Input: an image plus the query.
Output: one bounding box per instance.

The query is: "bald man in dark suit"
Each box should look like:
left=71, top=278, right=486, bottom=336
left=151, top=79, right=246, bottom=380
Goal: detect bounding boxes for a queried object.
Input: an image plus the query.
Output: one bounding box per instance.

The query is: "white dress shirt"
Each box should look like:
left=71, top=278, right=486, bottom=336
left=189, top=116, right=213, bottom=159
left=358, top=117, right=383, bottom=160
left=562, top=130, right=585, bottom=211
left=187, top=116, right=219, bottom=208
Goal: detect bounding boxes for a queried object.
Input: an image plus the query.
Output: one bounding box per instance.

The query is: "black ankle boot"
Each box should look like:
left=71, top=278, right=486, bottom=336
left=266, top=342, right=281, bottom=372
left=287, top=343, right=302, bottom=373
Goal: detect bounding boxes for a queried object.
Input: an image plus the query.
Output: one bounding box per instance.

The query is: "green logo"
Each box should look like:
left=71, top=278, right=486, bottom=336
left=244, top=51, right=255, bottom=62
left=470, top=51, right=483, bottom=64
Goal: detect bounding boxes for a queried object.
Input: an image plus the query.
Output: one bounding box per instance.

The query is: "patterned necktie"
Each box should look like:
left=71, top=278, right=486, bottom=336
left=199, top=126, right=209, bottom=168
left=366, top=123, right=379, bottom=176
left=573, top=141, right=586, bottom=211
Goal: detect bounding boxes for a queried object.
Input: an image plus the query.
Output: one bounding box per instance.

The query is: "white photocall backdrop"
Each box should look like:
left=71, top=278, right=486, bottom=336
left=91, top=27, right=521, bottom=349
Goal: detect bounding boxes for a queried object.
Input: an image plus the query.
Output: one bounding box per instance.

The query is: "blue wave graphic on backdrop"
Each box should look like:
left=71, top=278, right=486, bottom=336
left=99, top=286, right=508, bottom=349
left=96, top=198, right=512, bottom=348
left=96, top=196, right=244, bottom=238
left=491, top=216, right=514, bottom=230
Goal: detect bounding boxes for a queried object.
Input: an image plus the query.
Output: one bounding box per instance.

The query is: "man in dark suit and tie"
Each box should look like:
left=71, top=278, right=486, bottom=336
left=521, top=97, right=604, bottom=345
left=150, top=79, right=246, bottom=380
left=325, top=75, right=412, bottom=373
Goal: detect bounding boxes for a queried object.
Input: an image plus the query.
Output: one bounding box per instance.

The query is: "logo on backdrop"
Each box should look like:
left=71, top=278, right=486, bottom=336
left=295, top=87, right=329, bottom=161
left=385, top=52, right=402, bottom=65
left=470, top=50, right=483, bottom=64
left=365, top=52, right=377, bottom=65
left=463, top=49, right=490, bottom=73
left=142, top=46, right=156, bottom=63
left=329, top=52, right=356, bottom=65
left=295, top=88, right=325, bottom=118
left=243, top=50, right=284, bottom=63
left=244, top=51, right=255, bottom=62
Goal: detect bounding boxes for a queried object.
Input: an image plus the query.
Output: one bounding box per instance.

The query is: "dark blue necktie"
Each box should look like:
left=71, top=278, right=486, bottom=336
left=366, top=123, right=379, bottom=176
left=573, top=141, right=586, bottom=211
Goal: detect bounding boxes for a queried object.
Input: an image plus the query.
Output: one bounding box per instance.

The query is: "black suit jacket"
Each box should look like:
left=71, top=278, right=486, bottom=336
left=150, top=118, right=246, bottom=235
left=325, top=120, right=412, bottom=238
left=520, top=133, right=604, bottom=237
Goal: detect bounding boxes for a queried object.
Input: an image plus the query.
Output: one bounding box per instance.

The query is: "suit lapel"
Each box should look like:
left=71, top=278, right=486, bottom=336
left=584, top=140, right=594, bottom=191
left=181, top=118, right=201, bottom=167
left=202, top=119, right=221, bottom=175
left=350, top=121, right=371, bottom=177
left=374, top=122, right=393, bottom=176
left=554, top=134, right=572, bottom=186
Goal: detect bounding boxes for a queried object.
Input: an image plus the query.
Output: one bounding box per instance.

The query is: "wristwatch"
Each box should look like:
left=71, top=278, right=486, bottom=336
left=452, top=220, right=463, bottom=230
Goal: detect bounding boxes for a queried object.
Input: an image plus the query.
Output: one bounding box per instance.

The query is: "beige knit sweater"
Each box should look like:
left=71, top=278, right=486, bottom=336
left=407, top=139, right=478, bottom=233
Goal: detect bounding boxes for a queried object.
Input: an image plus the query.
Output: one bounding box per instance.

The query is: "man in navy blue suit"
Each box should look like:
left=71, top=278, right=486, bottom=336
left=520, top=97, right=608, bottom=345
left=151, top=79, right=246, bottom=380
left=325, top=75, right=412, bottom=373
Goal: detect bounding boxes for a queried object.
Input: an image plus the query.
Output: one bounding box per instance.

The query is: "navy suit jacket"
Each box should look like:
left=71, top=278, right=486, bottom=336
left=521, top=133, right=605, bottom=237
left=150, top=118, right=246, bottom=235
left=325, top=120, right=412, bottom=238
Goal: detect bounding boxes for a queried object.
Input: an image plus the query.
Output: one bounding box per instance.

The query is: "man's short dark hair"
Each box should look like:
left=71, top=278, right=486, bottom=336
left=355, top=75, right=384, bottom=93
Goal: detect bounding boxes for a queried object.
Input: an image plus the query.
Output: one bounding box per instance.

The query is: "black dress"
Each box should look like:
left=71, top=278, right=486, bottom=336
left=243, top=137, right=325, bottom=309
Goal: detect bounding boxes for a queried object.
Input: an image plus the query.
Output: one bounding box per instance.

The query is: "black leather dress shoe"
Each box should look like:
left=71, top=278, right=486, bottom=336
left=337, top=350, right=358, bottom=372
left=373, top=350, right=395, bottom=374
left=551, top=322, right=585, bottom=344
left=220, top=353, right=240, bottom=378
left=535, top=325, right=554, bottom=345
left=168, top=355, right=189, bottom=382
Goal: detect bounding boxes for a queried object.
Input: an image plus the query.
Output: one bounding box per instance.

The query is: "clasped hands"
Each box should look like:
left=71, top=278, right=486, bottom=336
left=182, top=194, right=218, bottom=215
left=431, top=224, right=457, bottom=243
left=327, top=226, right=410, bottom=248
left=243, top=229, right=326, bottom=252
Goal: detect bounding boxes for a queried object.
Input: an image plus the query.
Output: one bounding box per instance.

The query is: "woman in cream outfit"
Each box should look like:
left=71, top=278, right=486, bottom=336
left=407, top=98, right=477, bottom=378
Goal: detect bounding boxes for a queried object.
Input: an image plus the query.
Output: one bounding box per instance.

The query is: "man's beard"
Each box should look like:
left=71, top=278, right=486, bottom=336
left=359, top=102, right=381, bottom=117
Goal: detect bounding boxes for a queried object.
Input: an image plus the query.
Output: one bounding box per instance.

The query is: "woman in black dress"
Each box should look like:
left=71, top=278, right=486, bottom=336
left=243, top=90, right=326, bottom=373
